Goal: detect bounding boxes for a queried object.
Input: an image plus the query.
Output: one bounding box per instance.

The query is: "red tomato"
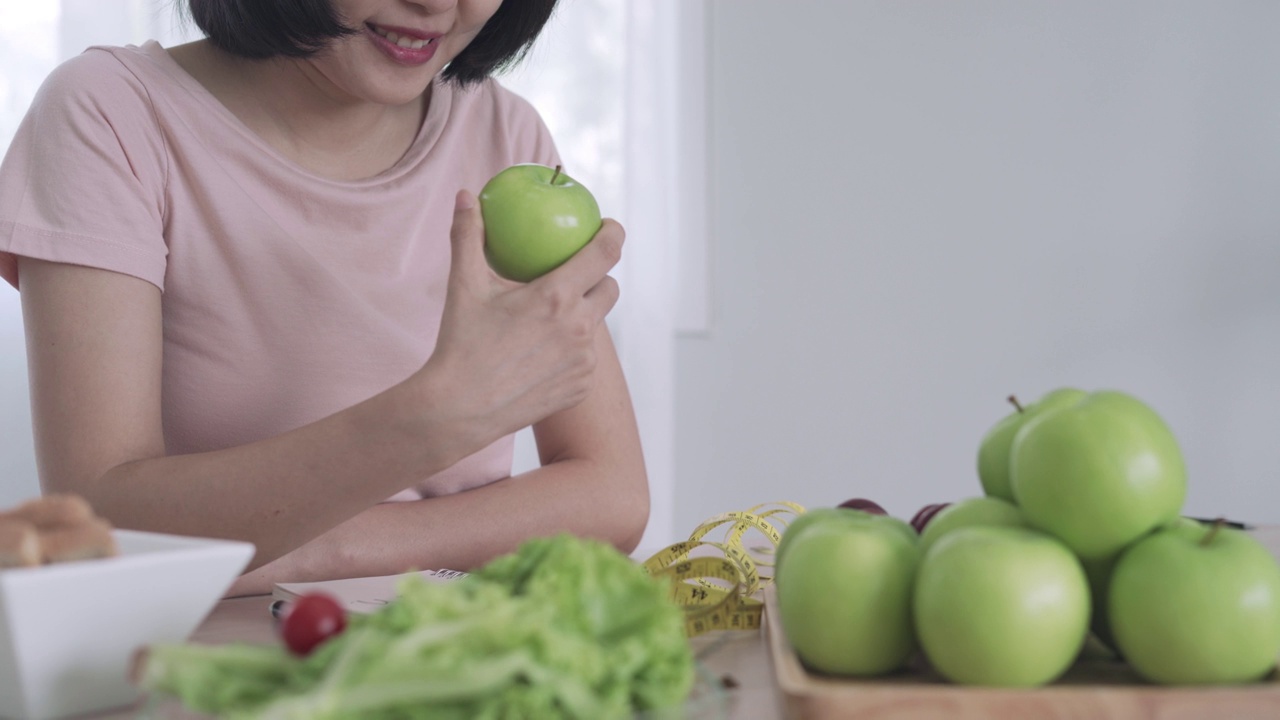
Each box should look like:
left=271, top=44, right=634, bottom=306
left=279, top=593, right=347, bottom=656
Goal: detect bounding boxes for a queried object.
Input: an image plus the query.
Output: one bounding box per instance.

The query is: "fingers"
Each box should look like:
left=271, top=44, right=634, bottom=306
left=537, top=219, right=625, bottom=295
left=448, top=190, right=487, bottom=281
left=583, top=275, right=620, bottom=321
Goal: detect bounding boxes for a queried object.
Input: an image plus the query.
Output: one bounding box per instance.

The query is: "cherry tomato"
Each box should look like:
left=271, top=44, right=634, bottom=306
left=279, top=592, right=347, bottom=656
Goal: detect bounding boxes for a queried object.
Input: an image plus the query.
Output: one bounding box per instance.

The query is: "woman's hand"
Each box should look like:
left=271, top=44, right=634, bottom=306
left=420, top=189, right=623, bottom=450
left=228, top=192, right=646, bottom=585
left=16, top=193, right=631, bottom=573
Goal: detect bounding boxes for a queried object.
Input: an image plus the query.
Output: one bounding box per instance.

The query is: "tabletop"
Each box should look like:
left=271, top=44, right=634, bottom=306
left=99, top=525, right=1280, bottom=720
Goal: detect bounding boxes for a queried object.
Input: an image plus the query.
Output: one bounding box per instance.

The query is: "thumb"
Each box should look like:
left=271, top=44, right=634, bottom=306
left=449, top=189, right=486, bottom=277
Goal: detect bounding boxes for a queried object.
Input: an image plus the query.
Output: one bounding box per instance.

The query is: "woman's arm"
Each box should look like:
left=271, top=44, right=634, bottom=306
left=226, top=324, right=648, bottom=596
left=18, top=192, right=624, bottom=570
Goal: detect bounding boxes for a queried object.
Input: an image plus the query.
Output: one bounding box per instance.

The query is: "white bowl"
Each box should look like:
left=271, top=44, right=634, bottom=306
left=0, top=529, right=254, bottom=720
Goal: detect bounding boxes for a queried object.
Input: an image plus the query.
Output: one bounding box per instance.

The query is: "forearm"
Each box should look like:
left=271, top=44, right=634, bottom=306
left=21, top=203, right=626, bottom=579
left=83, top=376, right=478, bottom=571
left=227, top=455, right=650, bottom=596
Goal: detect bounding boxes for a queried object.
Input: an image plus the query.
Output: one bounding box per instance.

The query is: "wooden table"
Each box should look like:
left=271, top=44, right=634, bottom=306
left=99, top=526, right=1280, bottom=720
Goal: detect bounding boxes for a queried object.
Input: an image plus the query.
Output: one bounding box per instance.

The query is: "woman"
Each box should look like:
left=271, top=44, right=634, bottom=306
left=0, top=0, right=648, bottom=595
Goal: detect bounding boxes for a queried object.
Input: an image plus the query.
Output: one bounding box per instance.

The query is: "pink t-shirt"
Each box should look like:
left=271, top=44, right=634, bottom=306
left=0, top=41, right=561, bottom=499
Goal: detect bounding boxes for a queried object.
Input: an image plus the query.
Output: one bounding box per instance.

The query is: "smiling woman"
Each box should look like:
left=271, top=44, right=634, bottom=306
left=0, top=0, right=667, bottom=597
left=187, top=0, right=553, bottom=81
left=0, top=1, right=697, bottom=553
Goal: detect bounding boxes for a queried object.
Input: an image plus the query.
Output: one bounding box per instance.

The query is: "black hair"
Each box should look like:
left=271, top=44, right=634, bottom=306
left=183, top=0, right=558, bottom=86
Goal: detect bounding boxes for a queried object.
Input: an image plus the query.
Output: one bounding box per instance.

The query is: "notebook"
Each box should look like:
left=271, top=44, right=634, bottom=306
left=272, top=568, right=468, bottom=614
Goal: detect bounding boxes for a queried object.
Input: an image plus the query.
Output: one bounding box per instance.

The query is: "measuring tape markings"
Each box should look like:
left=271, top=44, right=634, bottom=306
left=642, top=501, right=806, bottom=637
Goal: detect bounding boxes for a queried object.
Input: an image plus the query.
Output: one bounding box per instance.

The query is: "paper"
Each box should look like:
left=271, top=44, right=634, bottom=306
left=272, top=568, right=468, bottom=614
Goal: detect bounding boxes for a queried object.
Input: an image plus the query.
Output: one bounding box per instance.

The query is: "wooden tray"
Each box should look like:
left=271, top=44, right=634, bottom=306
left=762, top=585, right=1280, bottom=719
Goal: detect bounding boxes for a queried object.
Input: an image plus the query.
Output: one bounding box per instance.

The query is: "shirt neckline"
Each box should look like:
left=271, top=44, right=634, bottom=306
left=125, top=40, right=452, bottom=189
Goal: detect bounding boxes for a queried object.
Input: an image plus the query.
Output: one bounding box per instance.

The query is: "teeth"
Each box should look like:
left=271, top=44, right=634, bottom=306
left=372, top=26, right=429, bottom=50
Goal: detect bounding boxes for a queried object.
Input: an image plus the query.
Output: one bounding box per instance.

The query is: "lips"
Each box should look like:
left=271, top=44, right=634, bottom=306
left=365, top=23, right=442, bottom=66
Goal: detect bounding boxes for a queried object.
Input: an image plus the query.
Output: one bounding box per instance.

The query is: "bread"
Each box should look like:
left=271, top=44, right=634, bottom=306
left=0, top=494, right=120, bottom=569
left=39, top=518, right=118, bottom=564
left=0, top=519, right=41, bottom=568
left=0, top=493, right=94, bottom=529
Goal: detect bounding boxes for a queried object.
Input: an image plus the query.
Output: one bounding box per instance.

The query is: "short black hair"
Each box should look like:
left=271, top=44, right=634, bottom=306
left=183, top=0, right=558, bottom=86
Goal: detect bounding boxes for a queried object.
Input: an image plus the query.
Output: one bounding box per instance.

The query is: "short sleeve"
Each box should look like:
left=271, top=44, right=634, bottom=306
left=0, top=48, right=169, bottom=291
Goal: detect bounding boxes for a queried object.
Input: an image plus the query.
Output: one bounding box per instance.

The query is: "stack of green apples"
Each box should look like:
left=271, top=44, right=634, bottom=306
left=775, top=390, right=1280, bottom=687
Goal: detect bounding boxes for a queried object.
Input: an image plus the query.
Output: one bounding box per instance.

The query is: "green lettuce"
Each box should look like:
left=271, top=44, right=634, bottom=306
left=141, top=534, right=695, bottom=719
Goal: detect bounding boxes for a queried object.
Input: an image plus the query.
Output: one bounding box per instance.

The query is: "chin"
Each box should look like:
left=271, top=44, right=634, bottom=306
left=372, top=88, right=431, bottom=108
left=364, top=65, right=443, bottom=107
left=336, top=60, right=439, bottom=108
left=349, top=73, right=429, bottom=106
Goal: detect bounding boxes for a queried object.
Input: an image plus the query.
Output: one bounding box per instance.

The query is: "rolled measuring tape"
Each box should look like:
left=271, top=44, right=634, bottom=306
left=642, top=501, right=805, bottom=637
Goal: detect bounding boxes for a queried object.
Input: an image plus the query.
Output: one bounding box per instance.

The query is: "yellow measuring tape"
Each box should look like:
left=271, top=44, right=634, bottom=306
left=642, top=501, right=805, bottom=637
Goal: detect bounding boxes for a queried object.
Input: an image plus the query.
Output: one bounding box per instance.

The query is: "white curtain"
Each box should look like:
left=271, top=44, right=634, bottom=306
left=502, top=1, right=705, bottom=548
left=0, top=0, right=701, bottom=548
left=0, top=0, right=201, bottom=509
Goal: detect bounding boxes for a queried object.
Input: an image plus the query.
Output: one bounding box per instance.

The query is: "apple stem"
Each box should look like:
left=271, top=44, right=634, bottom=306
left=1201, top=517, right=1228, bottom=546
left=550, top=165, right=563, bottom=185
left=1007, top=395, right=1025, bottom=414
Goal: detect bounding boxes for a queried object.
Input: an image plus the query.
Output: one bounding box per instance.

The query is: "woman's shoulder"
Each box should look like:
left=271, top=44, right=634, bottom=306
left=447, top=77, right=546, bottom=130
left=33, top=43, right=171, bottom=118
left=438, top=77, right=557, bottom=166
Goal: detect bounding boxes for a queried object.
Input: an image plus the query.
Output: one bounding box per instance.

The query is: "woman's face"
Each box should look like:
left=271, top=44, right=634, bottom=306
left=303, top=0, right=504, bottom=106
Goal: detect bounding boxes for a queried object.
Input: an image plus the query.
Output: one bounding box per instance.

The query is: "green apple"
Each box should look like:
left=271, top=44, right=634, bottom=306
left=914, top=526, right=1089, bottom=687
left=774, top=508, right=847, bottom=572
left=775, top=507, right=915, bottom=574
left=976, top=388, right=1086, bottom=502
left=776, top=513, right=920, bottom=676
left=918, top=496, right=1028, bottom=558
left=1169, top=516, right=1208, bottom=532
left=478, top=163, right=602, bottom=282
left=1109, top=521, right=1280, bottom=684
left=856, top=512, right=920, bottom=551
left=1080, top=553, right=1121, bottom=651
left=1011, top=391, right=1186, bottom=560
left=1085, top=517, right=1204, bottom=653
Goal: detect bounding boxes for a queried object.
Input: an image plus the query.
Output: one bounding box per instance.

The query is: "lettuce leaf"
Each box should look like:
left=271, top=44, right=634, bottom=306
left=142, top=534, right=695, bottom=719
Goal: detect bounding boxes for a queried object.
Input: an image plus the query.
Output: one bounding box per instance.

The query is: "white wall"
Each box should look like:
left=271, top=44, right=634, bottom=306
left=675, top=1, right=1280, bottom=532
